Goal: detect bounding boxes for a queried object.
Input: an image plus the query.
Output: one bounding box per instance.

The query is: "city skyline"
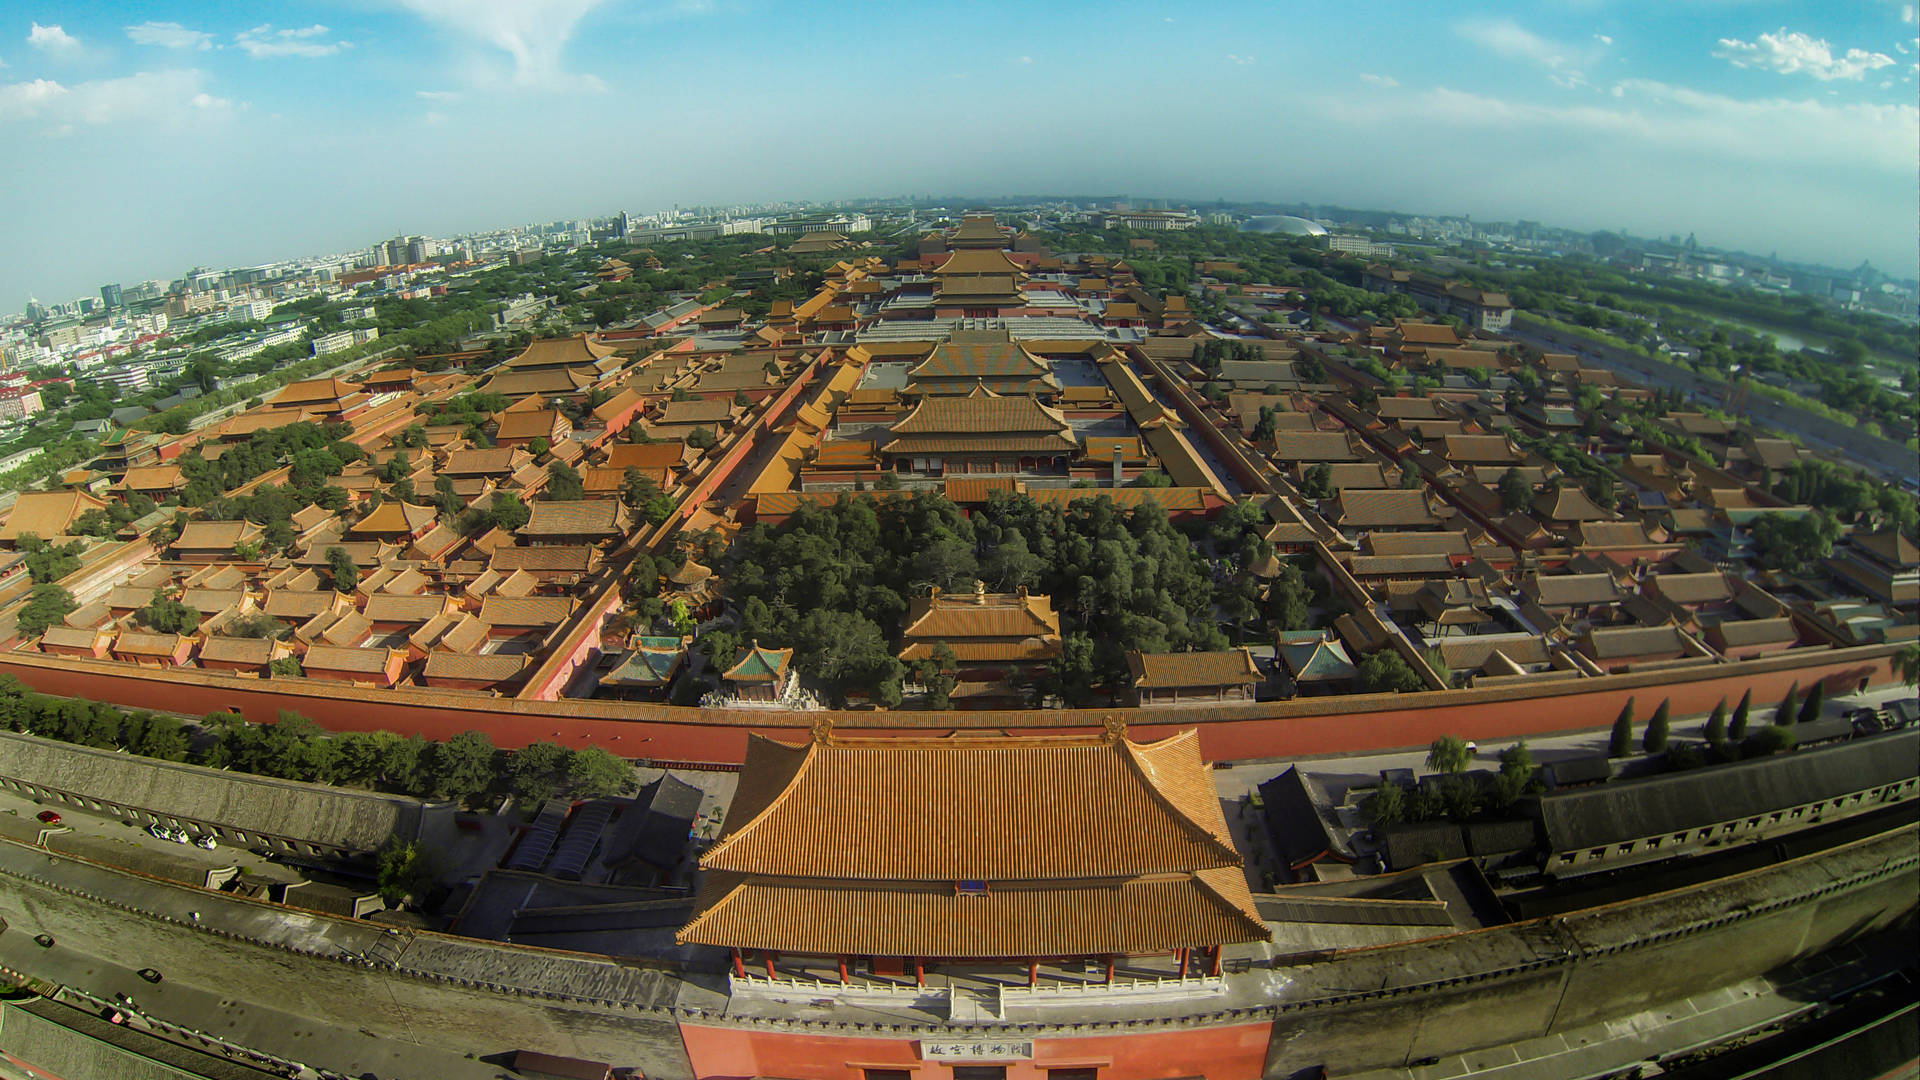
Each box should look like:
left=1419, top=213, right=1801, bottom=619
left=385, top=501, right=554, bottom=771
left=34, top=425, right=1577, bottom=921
left=2, top=0, right=1917, bottom=302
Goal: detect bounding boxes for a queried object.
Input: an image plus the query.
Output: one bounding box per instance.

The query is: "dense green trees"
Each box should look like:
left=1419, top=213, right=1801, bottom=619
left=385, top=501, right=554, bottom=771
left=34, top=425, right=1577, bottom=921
left=137, top=590, right=200, bottom=634
left=15, top=584, right=75, bottom=638
left=72, top=493, right=157, bottom=538
left=619, top=467, right=675, bottom=524
left=1498, top=468, right=1532, bottom=515
left=19, top=536, right=83, bottom=584
left=477, top=492, right=530, bottom=534
left=324, top=546, right=359, bottom=593
left=545, top=461, right=585, bottom=501
left=177, top=421, right=361, bottom=506
left=1357, top=650, right=1425, bottom=694
left=1750, top=511, right=1840, bottom=573
left=723, top=491, right=1234, bottom=705
left=375, top=838, right=435, bottom=905
left=1298, top=463, right=1334, bottom=500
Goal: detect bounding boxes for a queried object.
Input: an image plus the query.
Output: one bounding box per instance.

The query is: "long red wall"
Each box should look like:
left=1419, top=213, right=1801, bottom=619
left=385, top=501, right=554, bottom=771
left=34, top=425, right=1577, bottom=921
left=0, top=643, right=1897, bottom=765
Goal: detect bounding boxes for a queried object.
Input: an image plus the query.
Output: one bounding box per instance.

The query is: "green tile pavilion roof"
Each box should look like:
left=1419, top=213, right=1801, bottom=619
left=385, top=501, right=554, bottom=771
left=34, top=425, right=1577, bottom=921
left=605, top=641, right=687, bottom=686
left=1277, top=633, right=1356, bottom=683
left=724, top=642, right=792, bottom=682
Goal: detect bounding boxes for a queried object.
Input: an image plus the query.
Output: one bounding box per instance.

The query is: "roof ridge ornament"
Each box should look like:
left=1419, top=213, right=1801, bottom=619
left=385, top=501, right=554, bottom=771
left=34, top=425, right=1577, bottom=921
left=811, top=715, right=834, bottom=745
left=1102, top=714, right=1127, bottom=742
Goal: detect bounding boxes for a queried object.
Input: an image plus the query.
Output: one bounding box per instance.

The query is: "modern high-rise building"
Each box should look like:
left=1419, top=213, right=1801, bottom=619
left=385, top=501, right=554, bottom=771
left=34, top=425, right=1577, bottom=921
left=99, top=283, right=123, bottom=310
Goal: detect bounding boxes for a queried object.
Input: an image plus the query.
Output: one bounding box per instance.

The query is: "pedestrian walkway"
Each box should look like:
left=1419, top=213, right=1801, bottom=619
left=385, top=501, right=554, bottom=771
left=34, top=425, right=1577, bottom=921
left=1345, top=934, right=1908, bottom=1080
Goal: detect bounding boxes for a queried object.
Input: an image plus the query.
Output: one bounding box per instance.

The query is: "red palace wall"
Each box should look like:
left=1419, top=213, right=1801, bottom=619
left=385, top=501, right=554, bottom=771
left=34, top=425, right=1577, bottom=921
left=0, top=644, right=1896, bottom=765
left=677, top=1021, right=1273, bottom=1080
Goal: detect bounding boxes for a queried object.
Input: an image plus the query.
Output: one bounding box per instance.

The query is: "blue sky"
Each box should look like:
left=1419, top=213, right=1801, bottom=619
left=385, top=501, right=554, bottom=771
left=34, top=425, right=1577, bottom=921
left=2, top=1, right=1916, bottom=303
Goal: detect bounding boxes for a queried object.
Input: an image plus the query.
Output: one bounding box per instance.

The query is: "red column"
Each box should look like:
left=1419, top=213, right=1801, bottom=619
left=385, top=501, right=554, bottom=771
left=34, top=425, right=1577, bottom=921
left=1105, top=957, right=1115, bottom=983
left=764, top=952, right=775, bottom=979
left=915, top=958, right=924, bottom=988
left=1028, top=960, right=1037, bottom=987
left=732, top=949, right=745, bottom=978
left=1210, top=947, right=1222, bottom=977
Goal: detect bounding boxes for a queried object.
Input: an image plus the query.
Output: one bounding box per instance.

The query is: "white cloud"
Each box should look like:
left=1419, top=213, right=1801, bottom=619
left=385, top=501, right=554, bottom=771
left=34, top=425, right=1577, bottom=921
left=236, top=24, right=349, bottom=59
left=393, top=0, right=615, bottom=91
left=1226, top=53, right=1254, bottom=66
left=1595, top=34, right=1613, bottom=46
left=0, top=69, right=233, bottom=131
left=127, top=22, right=214, bottom=50
left=27, top=23, right=80, bottom=55
left=1457, top=18, right=1564, bottom=67
left=1359, top=73, right=1399, bottom=88
left=1456, top=17, right=1591, bottom=87
left=1714, top=28, right=1894, bottom=81
left=1904, top=4, right=1916, bottom=25
left=1015, top=55, right=1032, bottom=64
left=417, top=89, right=460, bottom=101
left=1344, top=79, right=1917, bottom=175
left=0, top=78, right=66, bottom=119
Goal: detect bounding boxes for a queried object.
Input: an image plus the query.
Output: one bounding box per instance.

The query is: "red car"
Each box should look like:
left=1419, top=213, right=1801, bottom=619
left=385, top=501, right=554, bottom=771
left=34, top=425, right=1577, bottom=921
left=36, top=811, right=60, bottom=824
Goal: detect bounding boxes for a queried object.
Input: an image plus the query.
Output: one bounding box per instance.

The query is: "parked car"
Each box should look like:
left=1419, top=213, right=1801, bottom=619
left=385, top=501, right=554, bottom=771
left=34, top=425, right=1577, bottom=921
left=136, top=968, right=163, bottom=984
left=35, top=810, right=60, bottom=824
left=194, top=835, right=218, bottom=850
left=147, top=825, right=171, bottom=841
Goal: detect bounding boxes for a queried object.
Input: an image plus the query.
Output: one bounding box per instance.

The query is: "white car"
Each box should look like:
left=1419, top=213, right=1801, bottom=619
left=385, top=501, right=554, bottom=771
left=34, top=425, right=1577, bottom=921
left=194, top=835, right=217, bottom=850
left=147, top=825, right=171, bottom=841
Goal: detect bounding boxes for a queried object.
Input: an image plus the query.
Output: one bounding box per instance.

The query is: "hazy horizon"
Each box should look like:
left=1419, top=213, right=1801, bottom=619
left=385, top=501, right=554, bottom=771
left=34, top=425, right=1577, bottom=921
left=4, top=0, right=1916, bottom=303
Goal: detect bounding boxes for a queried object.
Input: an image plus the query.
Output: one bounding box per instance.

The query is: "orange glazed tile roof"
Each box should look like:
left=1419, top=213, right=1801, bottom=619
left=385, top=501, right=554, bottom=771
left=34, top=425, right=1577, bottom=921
left=680, top=729, right=1266, bottom=957
left=604, top=441, right=688, bottom=470
left=703, top=729, right=1238, bottom=882
left=349, top=501, right=437, bottom=536
left=1126, top=648, right=1262, bottom=689
left=899, top=588, right=1060, bottom=646
left=678, top=867, right=1264, bottom=957
left=518, top=500, right=628, bottom=538
left=934, top=247, right=1024, bottom=277
left=501, top=334, right=618, bottom=370
left=0, top=490, right=109, bottom=541
left=495, top=409, right=565, bottom=442
left=889, top=394, right=1069, bottom=436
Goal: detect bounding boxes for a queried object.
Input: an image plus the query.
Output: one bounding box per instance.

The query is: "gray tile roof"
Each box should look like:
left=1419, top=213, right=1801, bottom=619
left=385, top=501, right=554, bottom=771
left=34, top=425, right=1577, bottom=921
left=0, top=731, right=432, bottom=853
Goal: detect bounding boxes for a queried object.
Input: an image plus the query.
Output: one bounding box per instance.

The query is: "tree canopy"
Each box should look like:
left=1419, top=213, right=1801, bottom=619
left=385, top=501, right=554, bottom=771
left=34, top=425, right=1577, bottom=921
left=723, top=491, right=1236, bottom=704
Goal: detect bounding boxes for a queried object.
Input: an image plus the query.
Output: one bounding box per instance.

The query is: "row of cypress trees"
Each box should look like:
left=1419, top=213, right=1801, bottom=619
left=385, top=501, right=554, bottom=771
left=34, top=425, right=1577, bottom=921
left=1608, top=681, right=1827, bottom=759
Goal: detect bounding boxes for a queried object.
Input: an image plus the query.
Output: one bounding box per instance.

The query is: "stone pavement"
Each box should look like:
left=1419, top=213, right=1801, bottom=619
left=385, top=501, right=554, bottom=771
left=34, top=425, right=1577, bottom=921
left=1345, top=934, right=1909, bottom=1080
left=0, top=931, right=515, bottom=1080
